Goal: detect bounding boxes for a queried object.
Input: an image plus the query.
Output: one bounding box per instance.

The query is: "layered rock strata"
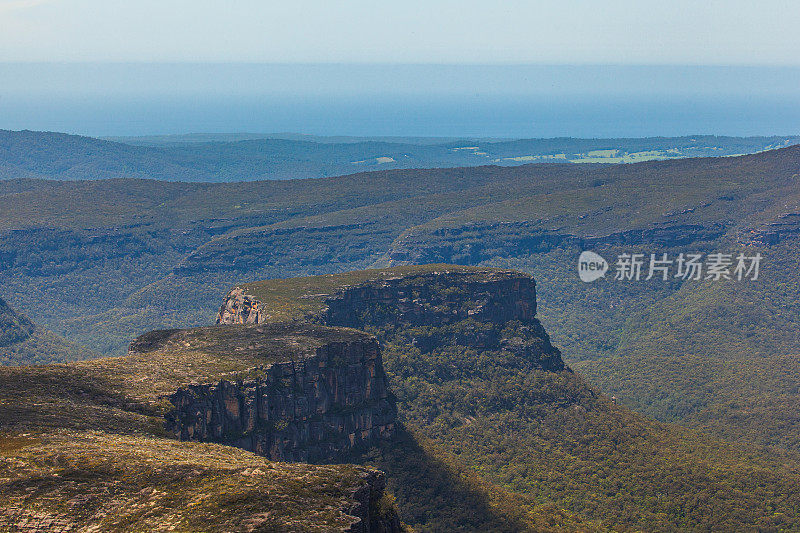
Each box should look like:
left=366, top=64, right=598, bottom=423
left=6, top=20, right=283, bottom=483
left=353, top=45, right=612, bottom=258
left=164, top=336, right=397, bottom=463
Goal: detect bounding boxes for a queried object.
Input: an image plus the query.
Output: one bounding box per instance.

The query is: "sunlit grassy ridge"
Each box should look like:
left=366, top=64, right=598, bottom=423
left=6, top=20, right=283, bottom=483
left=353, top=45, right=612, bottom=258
left=238, top=264, right=503, bottom=322
left=0, top=322, right=403, bottom=532
left=0, top=431, right=379, bottom=532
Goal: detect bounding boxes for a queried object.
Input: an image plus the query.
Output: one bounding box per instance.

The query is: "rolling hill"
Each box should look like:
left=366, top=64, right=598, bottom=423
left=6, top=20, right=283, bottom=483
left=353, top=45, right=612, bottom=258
left=1, top=129, right=797, bottom=181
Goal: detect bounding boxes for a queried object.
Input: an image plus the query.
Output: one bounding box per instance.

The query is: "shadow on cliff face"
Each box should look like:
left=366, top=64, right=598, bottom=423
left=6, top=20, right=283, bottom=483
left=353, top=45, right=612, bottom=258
left=346, top=427, right=527, bottom=533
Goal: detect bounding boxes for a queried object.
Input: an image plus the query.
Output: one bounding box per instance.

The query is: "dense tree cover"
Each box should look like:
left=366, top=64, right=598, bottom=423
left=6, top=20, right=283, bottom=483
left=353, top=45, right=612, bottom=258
left=0, top=327, right=96, bottom=366
left=0, top=297, right=95, bottom=365
left=0, top=297, right=34, bottom=346
left=344, top=309, right=800, bottom=531
left=2, top=129, right=795, bottom=182
left=354, top=429, right=606, bottom=532
left=560, top=238, right=800, bottom=450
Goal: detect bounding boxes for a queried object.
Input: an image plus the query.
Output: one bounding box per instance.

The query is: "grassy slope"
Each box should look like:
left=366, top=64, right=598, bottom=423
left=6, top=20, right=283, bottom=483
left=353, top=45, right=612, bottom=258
left=1, top=432, right=384, bottom=533
left=0, top=323, right=400, bottom=532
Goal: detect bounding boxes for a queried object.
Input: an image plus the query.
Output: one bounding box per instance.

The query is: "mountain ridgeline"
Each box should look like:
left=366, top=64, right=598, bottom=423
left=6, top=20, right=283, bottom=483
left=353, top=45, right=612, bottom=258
left=1, top=129, right=798, bottom=181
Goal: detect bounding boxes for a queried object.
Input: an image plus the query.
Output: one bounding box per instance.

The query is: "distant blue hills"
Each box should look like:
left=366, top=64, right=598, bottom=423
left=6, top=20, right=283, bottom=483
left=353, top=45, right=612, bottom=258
left=2, top=129, right=798, bottom=182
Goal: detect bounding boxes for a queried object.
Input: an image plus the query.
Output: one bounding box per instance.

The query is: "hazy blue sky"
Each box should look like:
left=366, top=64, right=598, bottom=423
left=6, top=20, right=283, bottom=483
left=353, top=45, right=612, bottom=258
left=2, top=1, right=799, bottom=136
left=1, top=0, right=799, bottom=64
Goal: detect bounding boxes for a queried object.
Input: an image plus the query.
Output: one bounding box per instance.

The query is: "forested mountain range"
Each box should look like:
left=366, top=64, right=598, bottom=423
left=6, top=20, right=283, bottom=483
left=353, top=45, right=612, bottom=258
left=2, top=142, right=800, bottom=523
left=1, top=129, right=797, bottom=181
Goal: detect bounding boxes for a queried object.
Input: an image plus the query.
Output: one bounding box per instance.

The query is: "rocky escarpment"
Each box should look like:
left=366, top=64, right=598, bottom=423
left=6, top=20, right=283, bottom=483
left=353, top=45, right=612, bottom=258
left=750, top=212, right=800, bottom=244
left=322, top=270, right=565, bottom=371
left=381, top=222, right=725, bottom=266
left=323, top=270, right=536, bottom=327
left=218, top=268, right=567, bottom=373
left=162, top=334, right=397, bottom=463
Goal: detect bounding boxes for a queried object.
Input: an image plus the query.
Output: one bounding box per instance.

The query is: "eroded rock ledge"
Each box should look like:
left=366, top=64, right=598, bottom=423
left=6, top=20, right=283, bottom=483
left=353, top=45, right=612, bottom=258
left=217, top=268, right=565, bottom=372
left=164, top=337, right=397, bottom=463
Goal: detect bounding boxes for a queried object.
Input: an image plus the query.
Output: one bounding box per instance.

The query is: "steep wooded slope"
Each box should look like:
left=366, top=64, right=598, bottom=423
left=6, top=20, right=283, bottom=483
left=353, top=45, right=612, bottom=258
left=0, top=297, right=95, bottom=365
left=212, top=266, right=800, bottom=532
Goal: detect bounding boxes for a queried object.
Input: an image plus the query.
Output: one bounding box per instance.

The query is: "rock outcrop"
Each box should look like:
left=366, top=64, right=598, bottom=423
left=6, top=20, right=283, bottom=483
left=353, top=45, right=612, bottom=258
left=164, top=336, right=397, bottom=463
left=345, top=470, right=404, bottom=533
left=216, top=286, right=265, bottom=324
left=216, top=268, right=566, bottom=374
left=381, top=222, right=725, bottom=266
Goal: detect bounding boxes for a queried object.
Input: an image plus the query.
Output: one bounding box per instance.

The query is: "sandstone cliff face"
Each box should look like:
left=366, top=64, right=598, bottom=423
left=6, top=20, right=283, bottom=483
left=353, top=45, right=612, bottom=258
left=320, top=271, right=564, bottom=372
left=380, top=222, right=724, bottom=266
left=323, top=270, right=537, bottom=328
left=165, top=337, right=396, bottom=463
left=217, top=269, right=565, bottom=373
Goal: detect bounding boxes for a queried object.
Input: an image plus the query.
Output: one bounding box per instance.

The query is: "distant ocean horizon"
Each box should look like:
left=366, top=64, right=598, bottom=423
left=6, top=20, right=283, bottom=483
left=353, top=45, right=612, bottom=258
left=2, top=63, right=799, bottom=138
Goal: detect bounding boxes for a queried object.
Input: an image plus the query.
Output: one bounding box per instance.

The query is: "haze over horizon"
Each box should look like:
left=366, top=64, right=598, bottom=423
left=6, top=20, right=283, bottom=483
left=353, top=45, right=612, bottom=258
left=2, top=1, right=799, bottom=137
